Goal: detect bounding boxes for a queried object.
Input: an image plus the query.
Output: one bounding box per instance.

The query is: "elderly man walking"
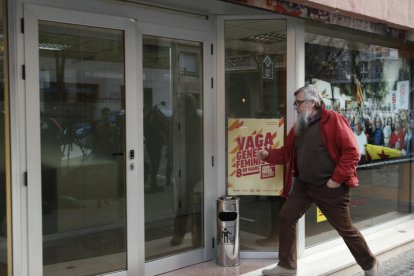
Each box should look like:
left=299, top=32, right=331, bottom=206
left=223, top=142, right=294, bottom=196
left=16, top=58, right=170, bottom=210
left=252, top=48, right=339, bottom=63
left=258, top=85, right=380, bottom=276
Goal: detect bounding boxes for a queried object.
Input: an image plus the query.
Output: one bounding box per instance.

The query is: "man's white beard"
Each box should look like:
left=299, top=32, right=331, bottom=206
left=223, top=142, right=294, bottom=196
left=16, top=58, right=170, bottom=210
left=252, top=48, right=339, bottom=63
left=294, top=108, right=312, bottom=136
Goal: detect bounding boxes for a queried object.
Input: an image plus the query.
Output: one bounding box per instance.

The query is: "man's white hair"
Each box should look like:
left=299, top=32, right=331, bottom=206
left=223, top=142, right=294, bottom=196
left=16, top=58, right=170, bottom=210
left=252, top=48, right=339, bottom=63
left=294, top=84, right=323, bottom=108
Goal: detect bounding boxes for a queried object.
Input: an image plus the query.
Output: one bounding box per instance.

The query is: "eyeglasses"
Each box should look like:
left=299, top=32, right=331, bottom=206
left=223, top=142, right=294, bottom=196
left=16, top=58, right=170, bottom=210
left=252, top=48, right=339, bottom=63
left=293, top=100, right=307, bottom=106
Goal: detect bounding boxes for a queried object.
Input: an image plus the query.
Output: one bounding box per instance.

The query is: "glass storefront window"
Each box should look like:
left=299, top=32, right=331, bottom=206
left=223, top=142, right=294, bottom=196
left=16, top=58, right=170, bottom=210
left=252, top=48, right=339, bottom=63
left=225, top=20, right=287, bottom=251
left=0, top=0, right=10, bottom=274
left=304, top=22, right=414, bottom=248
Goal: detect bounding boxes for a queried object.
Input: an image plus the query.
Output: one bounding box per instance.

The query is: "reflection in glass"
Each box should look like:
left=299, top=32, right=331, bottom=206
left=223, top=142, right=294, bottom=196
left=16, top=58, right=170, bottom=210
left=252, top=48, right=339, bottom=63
left=143, top=36, right=204, bottom=260
left=0, top=0, right=10, bottom=274
left=39, top=21, right=126, bottom=275
left=224, top=20, right=287, bottom=251
left=304, top=24, right=413, bottom=247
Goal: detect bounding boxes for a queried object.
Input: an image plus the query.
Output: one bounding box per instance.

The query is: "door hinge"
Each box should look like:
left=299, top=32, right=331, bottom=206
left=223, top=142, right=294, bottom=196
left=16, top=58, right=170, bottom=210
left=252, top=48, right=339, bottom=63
left=24, top=171, right=28, bottom=186
left=211, top=156, right=214, bottom=167
left=178, top=122, right=181, bottom=131
left=20, top=18, right=24, bottom=34
left=210, top=44, right=213, bottom=55
left=212, top=237, right=215, bottom=248
left=211, top=77, right=214, bottom=89
left=178, top=169, right=181, bottom=178
left=22, top=65, right=26, bottom=80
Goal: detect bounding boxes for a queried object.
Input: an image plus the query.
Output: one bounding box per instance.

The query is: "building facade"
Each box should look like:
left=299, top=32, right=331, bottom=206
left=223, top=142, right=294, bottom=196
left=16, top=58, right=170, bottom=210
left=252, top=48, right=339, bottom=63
left=0, top=0, right=413, bottom=275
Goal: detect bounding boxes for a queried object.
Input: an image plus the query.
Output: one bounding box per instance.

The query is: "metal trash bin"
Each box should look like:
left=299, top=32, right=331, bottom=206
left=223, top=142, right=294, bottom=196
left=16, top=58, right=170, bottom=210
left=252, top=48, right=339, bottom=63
left=216, top=196, right=240, bottom=267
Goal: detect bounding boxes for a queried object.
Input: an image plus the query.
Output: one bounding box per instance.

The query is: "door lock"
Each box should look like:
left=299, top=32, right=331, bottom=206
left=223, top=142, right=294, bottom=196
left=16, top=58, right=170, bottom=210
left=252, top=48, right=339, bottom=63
left=129, top=150, right=135, bottom=159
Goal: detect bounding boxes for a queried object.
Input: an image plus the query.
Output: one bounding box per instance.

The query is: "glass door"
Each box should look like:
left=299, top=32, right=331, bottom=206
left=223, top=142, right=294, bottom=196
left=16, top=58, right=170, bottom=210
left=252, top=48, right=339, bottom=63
left=143, top=36, right=204, bottom=259
left=24, top=5, right=141, bottom=276
left=140, top=21, right=213, bottom=275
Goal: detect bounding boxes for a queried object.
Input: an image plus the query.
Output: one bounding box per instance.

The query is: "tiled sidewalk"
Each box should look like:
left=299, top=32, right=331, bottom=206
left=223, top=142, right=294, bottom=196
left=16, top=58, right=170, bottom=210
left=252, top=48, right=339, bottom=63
left=354, top=248, right=414, bottom=276
left=160, top=218, right=414, bottom=276
left=160, top=248, right=414, bottom=276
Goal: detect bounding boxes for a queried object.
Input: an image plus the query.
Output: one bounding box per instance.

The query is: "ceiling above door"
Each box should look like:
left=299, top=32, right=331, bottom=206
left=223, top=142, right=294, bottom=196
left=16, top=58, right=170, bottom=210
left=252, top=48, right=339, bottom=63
left=116, top=0, right=270, bottom=17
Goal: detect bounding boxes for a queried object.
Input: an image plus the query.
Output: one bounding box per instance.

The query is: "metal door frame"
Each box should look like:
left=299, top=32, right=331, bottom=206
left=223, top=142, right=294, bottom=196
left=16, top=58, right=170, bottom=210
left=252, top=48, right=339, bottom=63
left=22, top=4, right=141, bottom=275
left=215, top=14, right=301, bottom=259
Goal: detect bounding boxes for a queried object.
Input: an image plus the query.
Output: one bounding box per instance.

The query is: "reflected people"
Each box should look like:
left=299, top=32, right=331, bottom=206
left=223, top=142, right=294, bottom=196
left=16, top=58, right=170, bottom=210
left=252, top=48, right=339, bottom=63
left=372, top=117, right=384, bottom=146
left=390, top=117, right=405, bottom=150
left=383, top=116, right=393, bottom=147
left=256, top=196, right=285, bottom=246
left=403, top=117, right=414, bottom=155
left=40, top=111, right=63, bottom=217
left=170, top=94, right=203, bottom=247
left=91, top=107, right=118, bottom=208
left=354, top=122, right=367, bottom=163
left=94, top=107, right=115, bottom=159
left=143, top=103, right=166, bottom=192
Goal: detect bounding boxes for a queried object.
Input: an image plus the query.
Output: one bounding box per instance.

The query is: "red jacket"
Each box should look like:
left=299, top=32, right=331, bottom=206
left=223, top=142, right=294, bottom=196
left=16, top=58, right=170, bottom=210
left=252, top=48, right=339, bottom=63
left=264, top=106, right=360, bottom=197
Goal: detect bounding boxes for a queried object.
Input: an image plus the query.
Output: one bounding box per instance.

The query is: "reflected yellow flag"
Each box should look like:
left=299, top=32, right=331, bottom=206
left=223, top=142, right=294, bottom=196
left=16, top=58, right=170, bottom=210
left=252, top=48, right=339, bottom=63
left=365, top=144, right=402, bottom=160
left=317, top=207, right=327, bottom=223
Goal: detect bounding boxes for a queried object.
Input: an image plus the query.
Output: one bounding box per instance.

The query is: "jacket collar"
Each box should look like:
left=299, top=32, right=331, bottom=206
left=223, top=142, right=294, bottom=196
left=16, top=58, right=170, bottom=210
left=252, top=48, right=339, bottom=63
left=320, top=104, right=330, bottom=124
